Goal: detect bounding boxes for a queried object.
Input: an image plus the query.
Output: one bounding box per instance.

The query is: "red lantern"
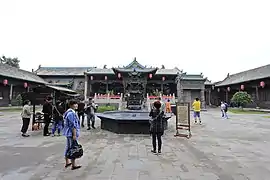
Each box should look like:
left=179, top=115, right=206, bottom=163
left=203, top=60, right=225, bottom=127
left=240, top=85, right=244, bottom=90
left=104, top=76, right=107, bottom=80
left=260, top=81, right=265, bottom=88
left=118, top=73, right=121, bottom=79
left=90, top=76, right=93, bottom=80
left=23, top=82, right=28, bottom=88
left=149, top=74, right=152, bottom=79
left=227, top=87, right=230, bottom=92
left=3, top=79, right=8, bottom=86
left=162, top=76, right=165, bottom=81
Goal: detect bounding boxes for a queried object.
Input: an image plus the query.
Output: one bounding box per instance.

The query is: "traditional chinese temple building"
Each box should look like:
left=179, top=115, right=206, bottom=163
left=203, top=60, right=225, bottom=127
left=0, top=63, right=77, bottom=106
left=215, top=64, right=270, bottom=108
left=35, top=58, right=209, bottom=107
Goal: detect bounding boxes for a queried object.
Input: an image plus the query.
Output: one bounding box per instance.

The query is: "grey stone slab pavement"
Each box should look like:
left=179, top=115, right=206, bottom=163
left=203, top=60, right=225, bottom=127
left=0, top=109, right=270, bottom=179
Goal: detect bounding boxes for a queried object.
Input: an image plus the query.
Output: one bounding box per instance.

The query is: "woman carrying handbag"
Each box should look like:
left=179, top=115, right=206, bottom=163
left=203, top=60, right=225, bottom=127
left=63, top=100, right=82, bottom=170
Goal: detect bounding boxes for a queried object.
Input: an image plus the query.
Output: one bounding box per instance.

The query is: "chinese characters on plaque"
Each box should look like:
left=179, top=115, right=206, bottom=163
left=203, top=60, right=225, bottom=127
left=177, top=105, right=189, bottom=125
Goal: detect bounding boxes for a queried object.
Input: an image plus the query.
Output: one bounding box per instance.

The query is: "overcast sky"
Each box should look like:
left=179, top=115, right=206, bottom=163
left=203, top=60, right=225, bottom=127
left=0, top=0, right=270, bottom=82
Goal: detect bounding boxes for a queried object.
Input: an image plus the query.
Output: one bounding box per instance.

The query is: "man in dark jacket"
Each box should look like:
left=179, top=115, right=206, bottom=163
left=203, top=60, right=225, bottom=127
left=42, top=96, right=53, bottom=136
left=77, top=100, right=86, bottom=127
left=85, top=98, right=97, bottom=130
left=149, top=101, right=164, bottom=154
left=51, top=100, right=65, bottom=136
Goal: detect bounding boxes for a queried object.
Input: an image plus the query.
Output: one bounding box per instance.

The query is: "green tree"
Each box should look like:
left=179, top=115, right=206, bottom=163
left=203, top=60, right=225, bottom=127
left=16, top=94, right=23, bottom=106
left=0, top=56, right=20, bottom=68
left=231, top=91, right=252, bottom=108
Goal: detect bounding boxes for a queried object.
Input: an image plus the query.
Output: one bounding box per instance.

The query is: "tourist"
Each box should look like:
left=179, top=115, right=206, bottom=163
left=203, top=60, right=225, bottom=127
left=192, top=98, right=201, bottom=124
left=63, top=100, right=81, bottom=170
left=149, top=101, right=164, bottom=154
left=42, top=96, right=53, bottom=136
left=21, top=100, right=31, bottom=137
left=165, top=99, right=172, bottom=113
left=85, top=98, right=97, bottom=130
left=77, top=100, right=85, bottom=128
left=51, top=101, right=65, bottom=136
left=221, top=101, right=229, bottom=119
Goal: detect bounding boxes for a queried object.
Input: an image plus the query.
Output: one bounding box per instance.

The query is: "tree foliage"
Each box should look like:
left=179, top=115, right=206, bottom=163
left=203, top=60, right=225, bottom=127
left=0, top=56, right=20, bottom=68
left=231, top=91, right=252, bottom=107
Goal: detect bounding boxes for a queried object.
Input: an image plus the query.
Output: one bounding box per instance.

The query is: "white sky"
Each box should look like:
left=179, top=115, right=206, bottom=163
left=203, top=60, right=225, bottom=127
left=0, top=0, right=270, bottom=82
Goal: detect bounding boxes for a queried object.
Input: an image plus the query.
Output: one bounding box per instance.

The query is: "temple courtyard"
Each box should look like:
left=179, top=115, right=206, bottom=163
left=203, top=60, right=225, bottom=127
left=0, top=109, right=270, bottom=180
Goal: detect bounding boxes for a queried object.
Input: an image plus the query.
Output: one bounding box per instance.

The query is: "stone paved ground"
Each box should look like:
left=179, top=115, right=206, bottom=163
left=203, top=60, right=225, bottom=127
left=0, top=109, right=270, bottom=180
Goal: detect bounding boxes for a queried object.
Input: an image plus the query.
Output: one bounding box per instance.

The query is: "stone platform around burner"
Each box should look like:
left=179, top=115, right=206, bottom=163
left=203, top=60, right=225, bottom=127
left=97, top=110, right=171, bottom=134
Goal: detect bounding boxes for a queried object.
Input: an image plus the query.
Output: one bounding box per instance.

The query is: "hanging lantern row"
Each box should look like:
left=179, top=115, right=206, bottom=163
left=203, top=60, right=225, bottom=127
left=240, top=84, right=244, bottom=90
left=162, top=76, right=165, bottom=81
left=2, top=79, right=28, bottom=88
left=227, top=87, right=230, bottom=92
left=149, top=73, right=152, bottom=79
left=104, top=76, right=107, bottom=80
left=90, top=76, right=93, bottom=80
left=260, top=81, right=265, bottom=88
left=118, top=73, right=121, bottom=79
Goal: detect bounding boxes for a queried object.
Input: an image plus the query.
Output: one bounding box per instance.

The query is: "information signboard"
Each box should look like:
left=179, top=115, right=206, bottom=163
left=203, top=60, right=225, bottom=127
left=175, top=102, right=191, bottom=138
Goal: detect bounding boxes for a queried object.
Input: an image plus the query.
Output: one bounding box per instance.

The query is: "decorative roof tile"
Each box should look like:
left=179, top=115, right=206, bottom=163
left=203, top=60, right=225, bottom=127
left=36, top=67, right=93, bottom=76
left=0, top=63, right=47, bottom=84
left=125, top=58, right=145, bottom=69
left=216, top=64, right=270, bottom=87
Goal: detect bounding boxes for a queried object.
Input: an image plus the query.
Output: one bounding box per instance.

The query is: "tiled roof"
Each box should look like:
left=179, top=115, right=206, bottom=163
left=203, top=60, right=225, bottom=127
left=36, top=67, right=93, bottom=76
left=182, top=73, right=206, bottom=80
left=112, top=68, right=157, bottom=73
left=46, top=85, right=77, bottom=94
left=156, top=68, right=181, bottom=75
left=125, top=58, right=145, bottom=69
left=205, top=79, right=214, bottom=85
left=85, top=68, right=114, bottom=75
left=216, top=64, right=270, bottom=87
left=0, top=63, right=47, bottom=84
left=86, top=67, right=182, bottom=75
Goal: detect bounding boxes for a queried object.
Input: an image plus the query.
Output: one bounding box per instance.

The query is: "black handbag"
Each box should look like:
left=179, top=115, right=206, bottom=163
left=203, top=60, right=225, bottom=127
left=66, top=140, right=83, bottom=159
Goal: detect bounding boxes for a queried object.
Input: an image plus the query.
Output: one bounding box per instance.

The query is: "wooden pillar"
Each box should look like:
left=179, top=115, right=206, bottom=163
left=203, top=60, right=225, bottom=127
left=161, top=82, right=164, bottom=94
left=200, top=88, right=205, bottom=109
left=84, top=73, right=88, bottom=101
left=106, top=82, right=108, bottom=94
left=255, top=86, right=259, bottom=101
left=9, top=84, right=13, bottom=106
left=225, top=90, right=228, bottom=102
left=32, top=103, right=36, bottom=131
left=208, top=89, right=211, bottom=105
left=176, top=74, right=184, bottom=103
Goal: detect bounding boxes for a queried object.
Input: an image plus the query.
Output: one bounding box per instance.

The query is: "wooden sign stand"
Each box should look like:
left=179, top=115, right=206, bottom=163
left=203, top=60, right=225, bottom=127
left=174, top=102, right=191, bottom=139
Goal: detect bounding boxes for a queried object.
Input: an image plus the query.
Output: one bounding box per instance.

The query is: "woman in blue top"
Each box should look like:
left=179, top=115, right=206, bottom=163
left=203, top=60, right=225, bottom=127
left=63, top=100, right=81, bottom=170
